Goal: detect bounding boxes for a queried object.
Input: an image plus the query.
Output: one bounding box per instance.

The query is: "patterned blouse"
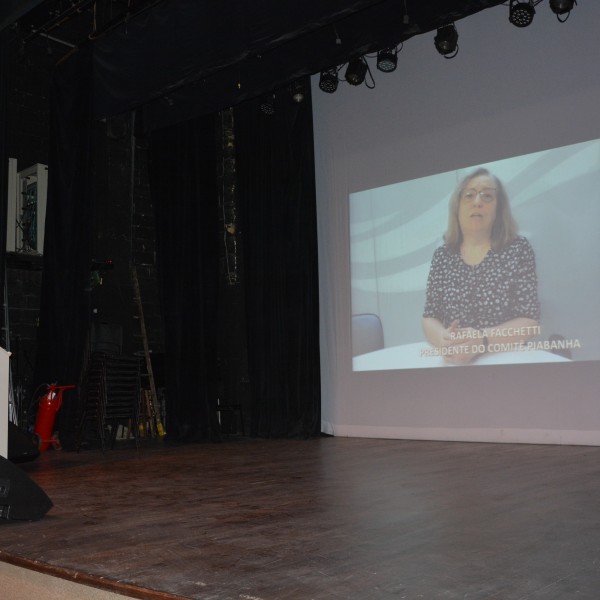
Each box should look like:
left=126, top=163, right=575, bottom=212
left=423, top=236, right=540, bottom=329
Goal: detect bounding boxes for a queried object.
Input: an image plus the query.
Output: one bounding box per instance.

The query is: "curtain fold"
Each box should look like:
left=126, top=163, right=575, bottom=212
left=0, top=30, right=11, bottom=333
left=148, top=115, right=221, bottom=443
left=33, top=46, right=95, bottom=449
left=235, top=80, right=321, bottom=438
left=148, top=85, right=321, bottom=441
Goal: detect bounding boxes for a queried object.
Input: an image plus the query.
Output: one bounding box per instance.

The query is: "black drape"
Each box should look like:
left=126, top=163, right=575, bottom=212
left=148, top=115, right=221, bottom=443
left=33, top=46, right=95, bottom=448
left=148, top=87, right=320, bottom=441
left=0, top=30, right=10, bottom=334
left=235, top=80, right=321, bottom=438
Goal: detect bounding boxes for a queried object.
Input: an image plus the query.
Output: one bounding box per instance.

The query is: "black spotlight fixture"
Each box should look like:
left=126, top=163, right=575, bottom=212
left=434, top=24, right=458, bottom=58
left=319, top=68, right=339, bottom=94
left=345, top=57, right=368, bottom=86
left=549, top=0, right=576, bottom=22
left=259, top=93, right=275, bottom=115
left=509, top=0, right=536, bottom=28
left=290, top=81, right=305, bottom=103
left=376, top=47, right=398, bottom=73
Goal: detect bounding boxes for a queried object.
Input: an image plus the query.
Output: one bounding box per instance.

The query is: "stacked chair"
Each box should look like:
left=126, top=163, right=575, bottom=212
left=77, top=352, right=142, bottom=451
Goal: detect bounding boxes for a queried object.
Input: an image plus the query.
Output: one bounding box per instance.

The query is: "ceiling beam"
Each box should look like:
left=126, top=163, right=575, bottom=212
left=0, top=0, right=47, bottom=33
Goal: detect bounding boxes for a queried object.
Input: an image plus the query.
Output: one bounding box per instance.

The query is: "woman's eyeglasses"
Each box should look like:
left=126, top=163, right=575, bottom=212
left=459, top=188, right=497, bottom=203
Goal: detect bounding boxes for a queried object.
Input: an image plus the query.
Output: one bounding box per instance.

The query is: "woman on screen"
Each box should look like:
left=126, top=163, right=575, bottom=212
left=422, top=168, right=540, bottom=365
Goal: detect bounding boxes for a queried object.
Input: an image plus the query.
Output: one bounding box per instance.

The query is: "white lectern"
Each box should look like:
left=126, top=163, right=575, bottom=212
left=0, top=346, right=11, bottom=458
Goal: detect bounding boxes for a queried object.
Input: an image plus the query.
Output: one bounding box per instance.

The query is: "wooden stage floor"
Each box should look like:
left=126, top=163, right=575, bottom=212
left=1, top=436, right=600, bottom=599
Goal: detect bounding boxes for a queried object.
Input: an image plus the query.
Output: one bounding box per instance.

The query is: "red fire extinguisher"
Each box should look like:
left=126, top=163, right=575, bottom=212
left=34, top=383, right=76, bottom=451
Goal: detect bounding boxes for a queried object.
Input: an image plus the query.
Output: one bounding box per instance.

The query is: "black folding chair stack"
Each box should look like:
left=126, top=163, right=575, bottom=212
left=103, top=354, right=142, bottom=448
left=77, top=352, right=142, bottom=450
left=77, top=352, right=109, bottom=450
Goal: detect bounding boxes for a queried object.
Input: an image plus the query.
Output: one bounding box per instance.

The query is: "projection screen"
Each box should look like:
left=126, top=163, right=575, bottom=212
left=313, top=3, right=600, bottom=445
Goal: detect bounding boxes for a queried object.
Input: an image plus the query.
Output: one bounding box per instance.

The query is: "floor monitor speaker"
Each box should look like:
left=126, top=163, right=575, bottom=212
left=0, top=455, right=53, bottom=521
left=8, top=422, right=40, bottom=463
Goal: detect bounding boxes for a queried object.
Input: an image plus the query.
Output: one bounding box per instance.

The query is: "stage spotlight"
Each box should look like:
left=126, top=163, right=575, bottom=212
left=509, top=1, right=535, bottom=28
left=290, top=81, right=305, bottom=103
left=345, top=58, right=368, bottom=86
left=319, top=68, right=338, bottom=94
left=549, top=0, right=576, bottom=21
left=376, top=47, right=398, bottom=73
left=434, top=24, right=458, bottom=58
left=259, top=93, right=275, bottom=115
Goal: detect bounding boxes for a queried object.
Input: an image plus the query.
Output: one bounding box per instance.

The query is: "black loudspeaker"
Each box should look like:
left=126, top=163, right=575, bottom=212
left=8, top=422, right=40, bottom=463
left=0, top=455, right=53, bottom=521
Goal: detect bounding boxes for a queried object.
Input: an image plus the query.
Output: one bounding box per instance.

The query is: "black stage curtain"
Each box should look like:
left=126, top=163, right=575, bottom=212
left=148, top=115, right=221, bottom=443
left=235, top=81, right=321, bottom=438
left=148, top=86, right=321, bottom=441
left=0, top=30, right=10, bottom=331
left=33, top=46, right=95, bottom=448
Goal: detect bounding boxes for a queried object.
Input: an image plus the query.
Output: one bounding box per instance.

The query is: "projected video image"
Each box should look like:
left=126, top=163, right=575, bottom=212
left=350, top=139, right=600, bottom=371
